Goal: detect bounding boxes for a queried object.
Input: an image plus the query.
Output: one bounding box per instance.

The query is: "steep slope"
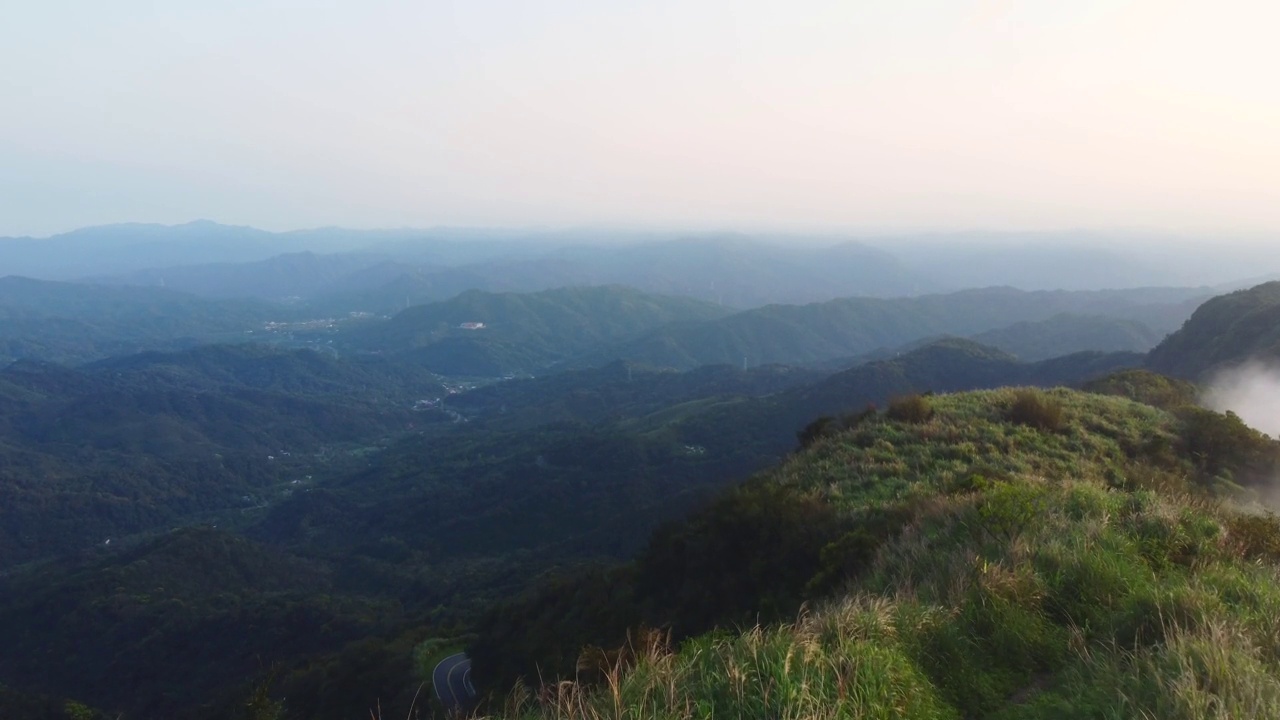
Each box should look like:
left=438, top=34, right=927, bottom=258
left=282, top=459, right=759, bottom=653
left=472, top=388, right=1280, bottom=720
left=1147, top=281, right=1280, bottom=379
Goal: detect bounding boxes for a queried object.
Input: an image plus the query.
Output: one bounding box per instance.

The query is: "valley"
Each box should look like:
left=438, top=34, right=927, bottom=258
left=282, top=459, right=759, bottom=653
left=0, top=230, right=1278, bottom=720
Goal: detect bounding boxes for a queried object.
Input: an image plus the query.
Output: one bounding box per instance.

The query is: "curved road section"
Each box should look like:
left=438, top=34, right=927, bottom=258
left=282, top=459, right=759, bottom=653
left=433, top=652, right=476, bottom=714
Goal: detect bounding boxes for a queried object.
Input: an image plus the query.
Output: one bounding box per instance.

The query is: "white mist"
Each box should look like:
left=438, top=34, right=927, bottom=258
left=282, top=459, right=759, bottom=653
left=1203, top=362, right=1280, bottom=438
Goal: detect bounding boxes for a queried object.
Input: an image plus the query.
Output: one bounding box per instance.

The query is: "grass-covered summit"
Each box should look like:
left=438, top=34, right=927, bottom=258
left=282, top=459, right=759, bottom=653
left=477, top=386, right=1280, bottom=719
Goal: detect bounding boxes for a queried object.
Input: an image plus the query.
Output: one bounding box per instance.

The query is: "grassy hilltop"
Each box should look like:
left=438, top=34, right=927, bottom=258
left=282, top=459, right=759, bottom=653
left=475, top=384, right=1280, bottom=720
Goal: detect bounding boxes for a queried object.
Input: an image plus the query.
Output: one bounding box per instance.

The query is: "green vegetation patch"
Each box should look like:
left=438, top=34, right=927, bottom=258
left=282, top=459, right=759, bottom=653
left=482, top=387, right=1280, bottom=720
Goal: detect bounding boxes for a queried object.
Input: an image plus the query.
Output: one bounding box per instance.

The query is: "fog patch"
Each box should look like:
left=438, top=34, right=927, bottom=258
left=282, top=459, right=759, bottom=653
left=1203, top=361, right=1280, bottom=438
left=1203, top=361, right=1280, bottom=510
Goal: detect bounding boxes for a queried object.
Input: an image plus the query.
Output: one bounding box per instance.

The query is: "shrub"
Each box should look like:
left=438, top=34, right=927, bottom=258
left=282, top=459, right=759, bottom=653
left=1177, top=406, right=1280, bottom=482
left=796, top=415, right=840, bottom=449
left=64, top=702, right=98, bottom=720
left=978, top=481, right=1046, bottom=541
left=796, top=405, right=877, bottom=450
left=887, top=394, right=934, bottom=424
left=1224, top=513, right=1280, bottom=562
left=1007, top=390, right=1064, bottom=432
left=1082, top=369, right=1198, bottom=410
left=806, top=505, right=915, bottom=596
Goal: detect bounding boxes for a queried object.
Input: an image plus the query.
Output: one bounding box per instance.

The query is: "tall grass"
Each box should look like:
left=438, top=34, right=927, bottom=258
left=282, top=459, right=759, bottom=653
left=479, top=389, right=1280, bottom=720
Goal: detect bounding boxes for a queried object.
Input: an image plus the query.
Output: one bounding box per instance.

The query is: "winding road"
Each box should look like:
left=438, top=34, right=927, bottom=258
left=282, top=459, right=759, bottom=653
left=433, top=652, right=476, bottom=714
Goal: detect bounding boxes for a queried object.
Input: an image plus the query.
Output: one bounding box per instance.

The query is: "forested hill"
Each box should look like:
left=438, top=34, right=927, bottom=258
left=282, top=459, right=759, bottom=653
left=441, top=360, right=826, bottom=430
left=0, top=345, right=445, bottom=568
left=577, top=286, right=1204, bottom=370
left=82, top=343, right=445, bottom=399
left=0, top=275, right=275, bottom=328
left=347, top=285, right=733, bottom=375
left=0, top=527, right=394, bottom=720
left=1147, top=280, right=1280, bottom=378
left=0, top=276, right=283, bottom=365
left=0, top=277, right=1205, bottom=376
left=969, top=313, right=1164, bottom=361
left=661, top=339, right=1143, bottom=466
left=470, top=386, right=1280, bottom=719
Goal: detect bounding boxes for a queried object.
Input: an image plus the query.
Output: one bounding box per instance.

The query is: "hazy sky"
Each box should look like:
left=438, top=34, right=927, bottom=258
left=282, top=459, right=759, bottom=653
left=3, top=1, right=1279, bottom=237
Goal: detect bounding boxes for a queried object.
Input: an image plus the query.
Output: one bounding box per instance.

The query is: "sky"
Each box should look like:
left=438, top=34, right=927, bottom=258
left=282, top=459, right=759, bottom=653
left=2, top=0, right=1279, bottom=237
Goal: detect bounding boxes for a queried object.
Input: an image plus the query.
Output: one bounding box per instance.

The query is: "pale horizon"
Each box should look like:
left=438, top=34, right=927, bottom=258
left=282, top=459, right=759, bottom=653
left=4, top=1, right=1279, bottom=238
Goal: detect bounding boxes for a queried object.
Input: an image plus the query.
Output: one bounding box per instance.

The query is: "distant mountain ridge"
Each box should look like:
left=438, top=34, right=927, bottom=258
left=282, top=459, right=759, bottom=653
left=8, top=222, right=1280, bottom=306
left=661, top=338, right=1144, bottom=466
left=575, top=286, right=1206, bottom=371
left=88, top=251, right=398, bottom=300
left=0, top=276, right=284, bottom=365
left=350, top=285, right=734, bottom=375
left=0, top=221, right=471, bottom=280
left=0, top=276, right=1204, bottom=374
left=77, top=228, right=936, bottom=310
left=969, top=313, right=1164, bottom=361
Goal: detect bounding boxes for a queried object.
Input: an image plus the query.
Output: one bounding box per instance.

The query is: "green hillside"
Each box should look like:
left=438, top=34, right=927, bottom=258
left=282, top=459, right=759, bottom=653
left=0, top=345, right=446, bottom=568
left=241, top=341, right=1137, bottom=633
left=0, top=276, right=284, bottom=365
left=473, top=387, right=1280, bottom=720
left=0, top=337, right=1137, bottom=719
left=0, top=528, right=394, bottom=720
left=331, top=284, right=1205, bottom=377
left=583, top=287, right=1204, bottom=370
left=444, top=360, right=824, bottom=430
left=84, top=343, right=446, bottom=400
left=1147, top=281, right=1280, bottom=378
left=0, top=283, right=1265, bottom=720
left=352, top=286, right=733, bottom=375
left=662, top=339, right=1141, bottom=468
left=970, top=313, right=1164, bottom=361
